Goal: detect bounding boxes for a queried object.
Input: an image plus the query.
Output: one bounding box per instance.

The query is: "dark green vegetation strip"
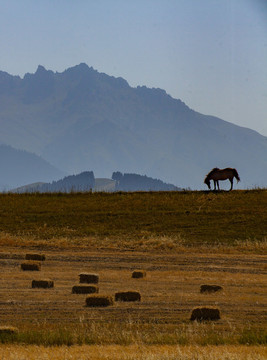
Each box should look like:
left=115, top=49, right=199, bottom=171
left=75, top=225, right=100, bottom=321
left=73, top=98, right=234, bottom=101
left=0, top=325, right=266, bottom=346
left=0, top=190, right=266, bottom=246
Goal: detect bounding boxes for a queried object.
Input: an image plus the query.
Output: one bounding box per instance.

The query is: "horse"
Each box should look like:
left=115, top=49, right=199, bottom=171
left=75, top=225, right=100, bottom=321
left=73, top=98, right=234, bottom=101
left=204, top=167, right=240, bottom=191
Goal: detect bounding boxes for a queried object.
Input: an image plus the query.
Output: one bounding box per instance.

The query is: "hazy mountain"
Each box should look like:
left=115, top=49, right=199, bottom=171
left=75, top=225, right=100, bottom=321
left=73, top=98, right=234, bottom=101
left=0, top=64, right=266, bottom=189
left=0, top=145, right=65, bottom=191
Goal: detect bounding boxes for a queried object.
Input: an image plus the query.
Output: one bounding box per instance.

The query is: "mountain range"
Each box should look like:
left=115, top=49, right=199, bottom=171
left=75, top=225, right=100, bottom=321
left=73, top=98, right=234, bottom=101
left=0, top=63, right=266, bottom=189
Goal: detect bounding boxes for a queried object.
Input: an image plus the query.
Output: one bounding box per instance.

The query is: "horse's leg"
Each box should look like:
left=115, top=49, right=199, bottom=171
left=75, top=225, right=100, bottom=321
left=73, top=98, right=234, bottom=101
left=217, top=181, right=220, bottom=191
left=229, top=179, right=233, bottom=191
left=213, top=180, right=216, bottom=190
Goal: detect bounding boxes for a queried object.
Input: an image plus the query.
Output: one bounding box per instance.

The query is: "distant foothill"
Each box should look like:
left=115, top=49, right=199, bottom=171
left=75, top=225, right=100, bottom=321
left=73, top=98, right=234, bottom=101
left=10, top=171, right=181, bottom=193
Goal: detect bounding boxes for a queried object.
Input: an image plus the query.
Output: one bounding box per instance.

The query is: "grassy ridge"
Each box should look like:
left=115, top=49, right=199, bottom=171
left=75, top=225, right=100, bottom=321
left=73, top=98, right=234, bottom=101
left=0, top=190, right=266, bottom=248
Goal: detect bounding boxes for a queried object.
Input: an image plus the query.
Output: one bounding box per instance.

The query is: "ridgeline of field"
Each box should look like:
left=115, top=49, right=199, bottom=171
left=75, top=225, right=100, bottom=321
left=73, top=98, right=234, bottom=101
left=0, top=190, right=266, bottom=251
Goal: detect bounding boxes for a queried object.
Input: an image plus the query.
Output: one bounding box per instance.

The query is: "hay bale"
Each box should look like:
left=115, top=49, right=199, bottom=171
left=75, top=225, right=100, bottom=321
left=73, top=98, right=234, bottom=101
left=32, top=279, right=54, bottom=288
left=132, top=270, right=146, bottom=279
left=21, top=261, right=41, bottom=271
left=200, top=284, right=223, bottom=293
left=190, top=307, right=221, bottom=321
left=25, top=253, right=46, bottom=261
left=115, top=291, right=141, bottom=302
left=85, top=295, right=114, bottom=307
left=0, top=326, right=19, bottom=335
left=79, top=273, right=99, bottom=284
left=72, top=285, right=99, bottom=294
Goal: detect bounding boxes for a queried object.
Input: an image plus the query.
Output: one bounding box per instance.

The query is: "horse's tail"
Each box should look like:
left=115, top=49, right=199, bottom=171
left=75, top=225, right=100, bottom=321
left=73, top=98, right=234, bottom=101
left=233, top=169, right=240, bottom=182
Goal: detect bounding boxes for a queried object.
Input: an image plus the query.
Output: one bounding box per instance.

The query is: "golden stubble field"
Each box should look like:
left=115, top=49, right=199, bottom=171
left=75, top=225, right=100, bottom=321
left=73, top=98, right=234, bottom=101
left=0, top=190, right=266, bottom=359
left=0, top=344, right=266, bottom=360
left=0, top=246, right=266, bottom=359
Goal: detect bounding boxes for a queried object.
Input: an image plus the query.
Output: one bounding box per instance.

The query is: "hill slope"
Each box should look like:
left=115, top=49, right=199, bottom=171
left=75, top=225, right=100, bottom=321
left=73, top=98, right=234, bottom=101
left=0, top=145, right=65, bottom=191
left=0, top=64, right=266, bottom=189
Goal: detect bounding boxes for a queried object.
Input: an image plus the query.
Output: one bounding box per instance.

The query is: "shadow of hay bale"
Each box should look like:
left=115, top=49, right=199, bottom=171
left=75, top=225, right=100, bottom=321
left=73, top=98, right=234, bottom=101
left=132, top=270, right=146, bottom=279
left=115, top=291, right=141, bottom=302
left=79, top=273, right=99, bottom=284
left=85, top=295, right=113, bottom=307
left=32, top=279, right=54, bottom=288
left=26, top=253, right=46, bottom=261
left=190, top=307, right=221, bottom=321
left=200, top=284, right=223, bottom=293
left=21, top=261, right=41, bottom=271
left=72, top=285, right=99, bottom=294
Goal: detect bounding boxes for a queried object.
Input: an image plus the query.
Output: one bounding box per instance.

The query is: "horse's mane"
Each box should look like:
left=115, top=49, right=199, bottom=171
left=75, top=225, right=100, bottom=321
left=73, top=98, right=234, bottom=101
left=206, top=167, right=219, bottom=177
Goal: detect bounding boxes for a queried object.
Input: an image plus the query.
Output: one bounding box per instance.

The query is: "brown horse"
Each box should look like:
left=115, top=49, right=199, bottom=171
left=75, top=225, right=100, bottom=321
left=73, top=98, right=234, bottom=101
left=204, top=167, right=240, bottom=191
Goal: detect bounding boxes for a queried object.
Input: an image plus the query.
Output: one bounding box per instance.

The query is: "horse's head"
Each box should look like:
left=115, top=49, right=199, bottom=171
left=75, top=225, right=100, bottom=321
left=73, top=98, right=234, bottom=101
left=204, top=177, right=211, bottom=189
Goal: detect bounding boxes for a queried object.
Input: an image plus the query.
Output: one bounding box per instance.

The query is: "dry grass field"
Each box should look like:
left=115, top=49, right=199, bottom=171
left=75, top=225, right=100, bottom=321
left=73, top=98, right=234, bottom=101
left=0, top=344, right=266, bottom=360
left=0, top=190, right=266, bottom=249
left=0, top=190, right=266, bottom=359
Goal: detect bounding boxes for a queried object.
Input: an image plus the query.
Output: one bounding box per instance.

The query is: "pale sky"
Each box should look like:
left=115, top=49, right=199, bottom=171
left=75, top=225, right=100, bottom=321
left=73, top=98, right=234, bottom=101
left=1, top=0, right=267, bottom=135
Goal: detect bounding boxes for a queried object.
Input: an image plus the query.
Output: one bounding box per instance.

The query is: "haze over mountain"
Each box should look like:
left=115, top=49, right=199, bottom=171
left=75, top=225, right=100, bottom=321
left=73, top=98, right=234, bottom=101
left=0, top=145, right=65, bottom=191
left=0, top=63, right=266, bottom=189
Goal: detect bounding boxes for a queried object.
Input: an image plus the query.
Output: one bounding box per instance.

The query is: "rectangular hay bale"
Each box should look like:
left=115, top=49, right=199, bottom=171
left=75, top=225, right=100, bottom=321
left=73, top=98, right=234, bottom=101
left=21, top=261, right=41, bottom=271
left=0, top=326, right=19, bottom=335
left=26, top=253, right=46, bottom=261
left=32, top=279, right=54, bottom=288
left=115, top=291, right=141, bottom=302
left=72, top=285, right=99, bottom=294
left=132, top=270, right=146, bottom=279
left=200, top=284, right=223, bottom=293
left=190, top=306, right=221, bottom=321
left=79, top=273, right=99, bottom=284
left=85, top=295, right=113, bottom=307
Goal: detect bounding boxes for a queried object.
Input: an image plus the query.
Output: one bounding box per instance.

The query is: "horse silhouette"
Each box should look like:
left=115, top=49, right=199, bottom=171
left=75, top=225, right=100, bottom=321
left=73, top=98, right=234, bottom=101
left=204, top=167, right=240, bottom=191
